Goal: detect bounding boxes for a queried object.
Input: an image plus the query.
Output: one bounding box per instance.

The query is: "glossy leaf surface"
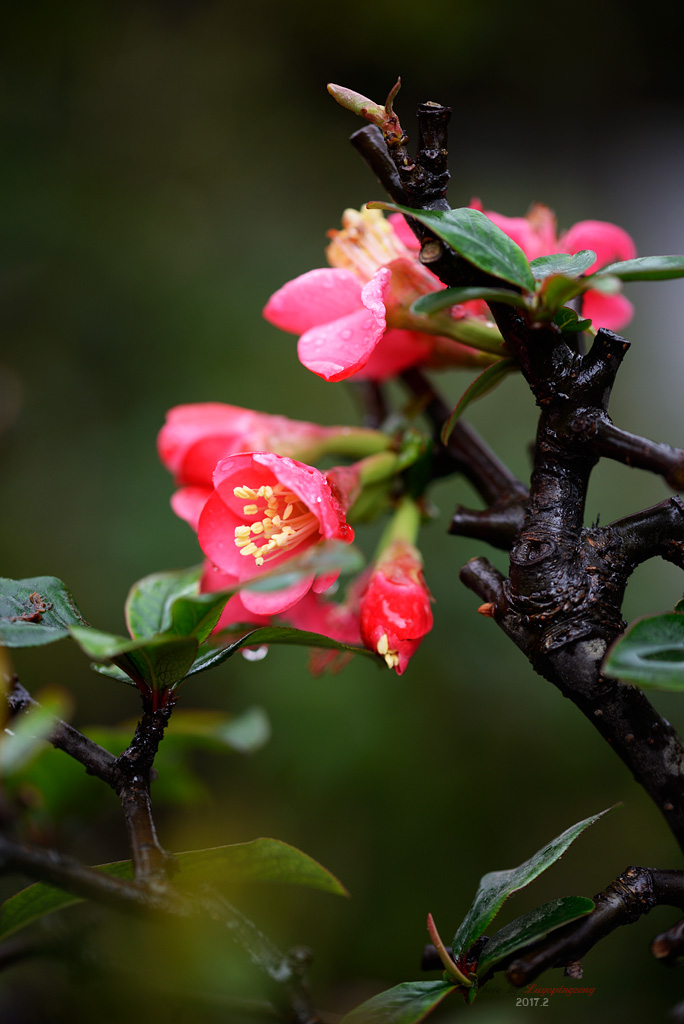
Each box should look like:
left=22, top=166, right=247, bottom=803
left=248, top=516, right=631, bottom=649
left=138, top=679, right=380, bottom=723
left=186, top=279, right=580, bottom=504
left=0, top=576, right=89, bottom=648
left=186, top=625, right=378, bottom=678
left=603, top=613, right=684, bottom=690
left=370, top=202, right=535, bottom=291
left=339, top=981, right=455, bottom=1024
left=476, top=896, right=595, bottom=975
left=452, top=807, right=613, bottom=957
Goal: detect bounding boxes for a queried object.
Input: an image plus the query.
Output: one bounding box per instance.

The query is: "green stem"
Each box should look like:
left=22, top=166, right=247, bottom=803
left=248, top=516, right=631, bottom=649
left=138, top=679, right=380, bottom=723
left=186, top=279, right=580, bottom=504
left=375, top=495, right=422, bottom=555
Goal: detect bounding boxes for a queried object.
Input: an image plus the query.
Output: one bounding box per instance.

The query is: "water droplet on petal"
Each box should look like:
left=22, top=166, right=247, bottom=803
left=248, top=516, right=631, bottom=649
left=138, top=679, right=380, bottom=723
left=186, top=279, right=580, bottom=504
left=241, top=644, right=269, bottom=662
left=340, top=329, right=353, bottom=341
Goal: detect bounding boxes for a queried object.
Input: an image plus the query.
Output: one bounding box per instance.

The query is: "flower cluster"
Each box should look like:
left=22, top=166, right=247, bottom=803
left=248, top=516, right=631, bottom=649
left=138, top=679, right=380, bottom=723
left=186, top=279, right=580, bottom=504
left=160, top=198, right=636, bottom=675
left=158, top=403, right=432, bottom=673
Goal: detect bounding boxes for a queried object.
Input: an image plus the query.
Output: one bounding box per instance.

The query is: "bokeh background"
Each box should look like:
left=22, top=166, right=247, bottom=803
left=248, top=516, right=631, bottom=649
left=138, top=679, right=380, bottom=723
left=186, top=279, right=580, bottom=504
left=3, top=3, right=684, bottom=1022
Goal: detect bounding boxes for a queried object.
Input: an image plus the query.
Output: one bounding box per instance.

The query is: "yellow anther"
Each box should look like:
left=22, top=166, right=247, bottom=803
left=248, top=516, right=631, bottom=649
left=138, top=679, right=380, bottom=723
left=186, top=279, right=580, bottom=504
left=234, top=525, right=251, bottom=538
left=233, top=486, right=257, bottom=499
left=376, top=633, right=390, bottom=656
left=384, top=652, right=400, bottom=670
left=283, top=503, right=293, bottom=520
left=243, top=503, right=259, bottom=516
left=250, top=521, right=264, bottom=534
left=264, top=508, right=277, bottom=519
left=239, top=543, right=258, bottom=557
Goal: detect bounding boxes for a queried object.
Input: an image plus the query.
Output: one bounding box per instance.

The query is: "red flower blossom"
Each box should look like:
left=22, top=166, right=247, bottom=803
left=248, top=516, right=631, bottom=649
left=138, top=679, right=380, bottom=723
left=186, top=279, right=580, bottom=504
left=197, top=452, right=354, bottom=616
left=263, top=207, right=497, bottom=382
left=359, top=539, right=433, bottom=675
left=471, top=199, right=637, bottom=330
left=158, top=402, right=386, bottom=530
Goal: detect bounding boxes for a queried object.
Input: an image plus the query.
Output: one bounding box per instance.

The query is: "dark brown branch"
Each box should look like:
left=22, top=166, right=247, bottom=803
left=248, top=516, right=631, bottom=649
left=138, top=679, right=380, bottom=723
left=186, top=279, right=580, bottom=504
left=609, top=497, right=684, bottom=568
left=588, top=419, right=684, bottom=489
left=652, top=915, right=684, bottom=964
left=504, top=866, right=684, bottom=985
left=111, top=704, right=175, bottom=883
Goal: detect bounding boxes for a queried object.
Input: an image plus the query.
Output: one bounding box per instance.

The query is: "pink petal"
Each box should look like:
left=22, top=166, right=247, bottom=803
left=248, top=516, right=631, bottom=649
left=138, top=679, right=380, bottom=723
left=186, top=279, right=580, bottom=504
left=240, top=573, right=315, bottom=616
left=170, top=486, right=213, bottom=530
left=582, top=290, right=634, bottom=332
left=312, top=570, right=340, bottom=593
left=158, top=403, right=260, bottom=474
left=388, top=213, right=420, bottom=250
left=353, top=328, right=433, bottom=380
left=297, top=273, right=388, bottom=382
left=558, top=220, right=636, bottom=270
left=263, top=268, right=363, bottom=335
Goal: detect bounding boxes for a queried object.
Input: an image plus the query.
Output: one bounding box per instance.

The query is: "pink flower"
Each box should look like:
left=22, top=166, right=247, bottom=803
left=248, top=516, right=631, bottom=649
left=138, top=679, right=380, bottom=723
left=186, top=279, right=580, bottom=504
left=263, top=207, right=494, bottom=382
left=197, top=452, right=354, bottom=616
left=472, top=199, right=637, bottom=330
left=158, top=402, right=381, bottom=531
left=359, top=539, right=433, bottom=675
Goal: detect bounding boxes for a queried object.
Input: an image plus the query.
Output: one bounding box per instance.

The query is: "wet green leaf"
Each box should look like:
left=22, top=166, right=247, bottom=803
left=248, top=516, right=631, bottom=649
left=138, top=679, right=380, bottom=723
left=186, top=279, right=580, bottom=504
left=339, top=981, right=455, bottom=1024
left=69, top=625, right=199, bottom=691
left=0, top=576, right=89, bottom=648
left=125, top=564, right=203, bottom=639
left=603, top=613, right=684, bottom=690
left=553, top=307, right=592, bottom=333
left=440, top=359, right=518, bottom=445
left=0, top=838, right=347, bottom=942
left=476, top=896, right=595, bottom=975
left=412, top=286, right=527, bottom=315
left=452, top=807, right=614, bottom=957
left=186, top=625, right=379, bottom=678
left=370, top=202, right=535, bottom=291
left=598, top=255, right=684, bottom=281
left=530, top=251, right=596, bottom=280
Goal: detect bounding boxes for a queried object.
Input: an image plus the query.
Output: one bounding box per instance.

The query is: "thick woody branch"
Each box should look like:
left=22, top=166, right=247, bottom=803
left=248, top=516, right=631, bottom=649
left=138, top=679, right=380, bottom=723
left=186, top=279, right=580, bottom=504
left=588, top=419, right=684, bottom=489
left=608, top=497, right=684, bottom=568
left=111, top=704, right=175, bottom=883
left=505, top=866, right=684, bottom=985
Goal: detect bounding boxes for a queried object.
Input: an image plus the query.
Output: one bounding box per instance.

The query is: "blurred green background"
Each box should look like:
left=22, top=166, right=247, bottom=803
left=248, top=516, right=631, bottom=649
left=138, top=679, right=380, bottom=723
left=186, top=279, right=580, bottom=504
left=3, top=2, right=684, bottom=1022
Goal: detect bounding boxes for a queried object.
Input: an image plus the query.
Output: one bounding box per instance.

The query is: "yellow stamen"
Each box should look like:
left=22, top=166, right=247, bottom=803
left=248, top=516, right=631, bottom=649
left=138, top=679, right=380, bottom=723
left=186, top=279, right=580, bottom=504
left=283, top=503, right=293, bottom=520
left=243, top=503, right=259, bottom=516
left=376, top=633, right=389, bottom=656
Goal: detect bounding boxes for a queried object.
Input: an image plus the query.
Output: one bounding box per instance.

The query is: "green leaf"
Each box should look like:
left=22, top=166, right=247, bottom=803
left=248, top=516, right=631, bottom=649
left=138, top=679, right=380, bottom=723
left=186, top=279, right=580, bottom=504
left=537, top=274, right=588, bottom=314
left=0, top=838, right=347, bottom=942
left=476, top=896, right=595, bottom=976
left=411, top=286, right=528, bottom=315
left=603, top=613, right=684, bottom=690
left=553, top=307, right=592, bottom=334
left=125, top=564, right=203, bottom=639
left=0, top=688, right=71, bottom=775
left=370, top=202, right=535, bottom=291
left=186, top=625, right=379, bottom=678
left=598, top=255, right=684, bottom=281
left=530, top=251, right=596, bottom=280
left=69, top=625, right=199, bottom=691
left=674, top=598, right=684, bottom=614
left=0, top=576, right=89, bottom=648
left=452, top=807, right=614, bottom=957
left=440, top=359, right=518, bottom=445
left=339, top=981, right=455, bottom=1024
